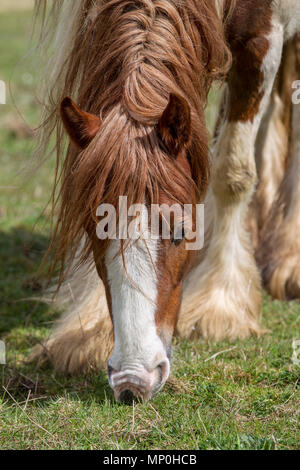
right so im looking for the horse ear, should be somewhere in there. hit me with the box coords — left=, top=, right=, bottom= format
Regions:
left=158, top=94, right=191, bottom=156
left=60, top=97, right=101, bottom=149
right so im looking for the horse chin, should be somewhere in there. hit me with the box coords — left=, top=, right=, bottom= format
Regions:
left=114, top=383, right=151, bottom=403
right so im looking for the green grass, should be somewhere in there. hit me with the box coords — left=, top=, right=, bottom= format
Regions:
left=0, top=8, right=299, bottom=450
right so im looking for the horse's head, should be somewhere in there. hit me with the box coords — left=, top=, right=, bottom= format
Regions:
left=60, top=93, right=207, bottom=402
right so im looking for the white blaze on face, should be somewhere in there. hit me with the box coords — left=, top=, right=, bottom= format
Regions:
left=105, top=208, right=166, bottom=374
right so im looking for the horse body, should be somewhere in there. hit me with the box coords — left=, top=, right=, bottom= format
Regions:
left=33, top=0, right=300, bottom=402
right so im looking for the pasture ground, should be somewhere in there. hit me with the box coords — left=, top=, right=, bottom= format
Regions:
left=0, top=7, right=299, bottom=450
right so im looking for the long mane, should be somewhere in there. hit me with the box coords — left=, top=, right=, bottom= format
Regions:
left=34, top=0, right=232, bottom=283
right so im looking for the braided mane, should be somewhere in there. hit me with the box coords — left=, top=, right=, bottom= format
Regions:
left=34, top=0, right=232, bottom=282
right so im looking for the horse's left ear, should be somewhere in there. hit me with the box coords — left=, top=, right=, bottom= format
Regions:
left=158, top=94, right=191, bottom=156
left=60, top=97, right=101, bottom=149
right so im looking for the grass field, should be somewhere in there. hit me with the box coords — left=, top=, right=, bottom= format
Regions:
left=0, top=7, right=299, bottom=450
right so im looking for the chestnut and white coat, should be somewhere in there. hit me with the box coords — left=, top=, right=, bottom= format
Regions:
left=32, top=0, right=300, bottom=402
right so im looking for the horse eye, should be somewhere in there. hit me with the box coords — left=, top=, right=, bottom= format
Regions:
left=172, top=238, right=183, bottom=246
left=171, top=228, right=185, bottom=246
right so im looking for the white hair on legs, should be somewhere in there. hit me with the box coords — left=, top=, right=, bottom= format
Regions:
left=31, top=254, right=113, bottom=374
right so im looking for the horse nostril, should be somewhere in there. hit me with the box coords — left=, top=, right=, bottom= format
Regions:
left=156, top=359, right=170, bottom=385
left=119, top=389, right=136, bottom=404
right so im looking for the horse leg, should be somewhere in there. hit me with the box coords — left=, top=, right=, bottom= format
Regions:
left=178, top=18, right=284, bottom=341
left=31, top=261, right=113, bottom=374
left=257, top=35, right=300, bottom=300
left=249, top=40, right=296, bottom=248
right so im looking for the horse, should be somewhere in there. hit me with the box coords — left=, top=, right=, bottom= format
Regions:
left=32, top=0, right=300, bottom=403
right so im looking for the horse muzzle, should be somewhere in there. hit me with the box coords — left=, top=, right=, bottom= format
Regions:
left=108, top=359, right=170, bottom=403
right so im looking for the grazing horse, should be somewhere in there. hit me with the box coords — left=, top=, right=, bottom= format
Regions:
left=32, top=0, right=300, bottom=402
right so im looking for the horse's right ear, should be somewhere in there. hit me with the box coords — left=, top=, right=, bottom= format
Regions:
left=158, top=94, right=191, bottom=156
left=60, top=97, right=101, bottom=149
